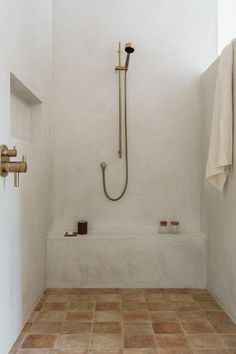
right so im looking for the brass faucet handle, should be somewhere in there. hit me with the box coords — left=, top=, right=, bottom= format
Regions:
left=13, top=157, right=27, bottom=187
left=21, top=155, right=27, bottom=172
left=14, top=172, right=19, bottom=187
left=2, top=146, right=17, bottom=157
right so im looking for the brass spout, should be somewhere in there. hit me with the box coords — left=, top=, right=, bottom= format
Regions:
left=2, top=159, right=27, bottom=173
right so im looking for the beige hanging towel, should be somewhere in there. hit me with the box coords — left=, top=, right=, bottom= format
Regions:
left=206, top=40, right=235, bottom=192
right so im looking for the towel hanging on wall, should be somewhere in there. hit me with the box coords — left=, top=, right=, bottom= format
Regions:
left=206, top=39, right=235, bottom=192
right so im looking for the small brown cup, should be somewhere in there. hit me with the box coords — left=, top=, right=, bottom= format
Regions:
left=78, top=220, right=88, bottom=235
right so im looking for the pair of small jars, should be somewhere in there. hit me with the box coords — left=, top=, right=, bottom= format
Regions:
left=159, top=220, right=180, bottom=234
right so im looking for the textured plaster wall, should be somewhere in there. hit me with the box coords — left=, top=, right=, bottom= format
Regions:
left=50, top=0, right=218, bottom=236
left=0, top=1, right=52, bottom=352
left=201, top=56, right=236, bottom=322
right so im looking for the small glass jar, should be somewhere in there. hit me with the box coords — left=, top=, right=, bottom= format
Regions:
left=170, top=221, right=180, bottom=234
left=159, top=220, right=168, bottom=234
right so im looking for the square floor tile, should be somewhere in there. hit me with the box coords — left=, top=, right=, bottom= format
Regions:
left=72, top=295, right=97, bottom=302
left=186, top=334, right=225, bottom=348
left=122, top=302, right=147, bottom=311
left=61, top=322, right=92, bottom=334
left=37, top=311, right=66, bottom=322
left=170, top=294, right=194, bottom=302
left=96, top=294, right=120, bottom=302
left=29, top=322, right=62, bottom=334
left=181, top=321, right=215, bottom=334
left=66, top=312, right=93, bottom=322
left=147, top=302, right=176, bottom=311
left=221, top=334, right=236, bottom=348
left=55, top=334, right=90, bottom=350
left=123, top=350, right=157, bottom=354
left=53, top=350, right=87, bottom=354
left=92, top=322, right=122, bottom=334
left=150, top=312, right=178, bottom=322
left=156, top=334, right=189, bottom=348
left=46, top=294, right=74, bottom=303
left=89, top=350, right=122, bottom=354
left=205, top=311, right=236, bottom=333
left=123, top=310, right=150, bottom=322
left=69, top=302, right=95, bottom=311
left=124, top=335, right=155, bottom=348
left=193, top=350, right=229, bottom=354
left=173, top=302, right=200, bottom=312
left=21, top=335, right=57, bottom=348
left=89, top=335, right=122, bottom=350
left=176, top=311, right=206, bottom=322
left=95, top=303, right=120, bottom=311
left=152, top=322, right=183, bottom=334
left=42, top=303, right=69, bottom=311
left=121, top=294, right=146, bottom=303
left=17, top=350, right=53, bottom=354
left=145, top=294, right=172, bottom=302
left=94, top=311, right=121, bottom=322
left=158, top=349, right=194, bottom=354
left=123, top=322, right=153, bottom=335
left=197, top=301, right=222, bottom=311
left=191, top=293, right=214, bottom=302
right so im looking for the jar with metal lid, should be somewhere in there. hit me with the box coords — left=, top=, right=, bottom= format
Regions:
left=158, top=220, right=168, bottom=234
left=170, top=221, right=180, bottom=234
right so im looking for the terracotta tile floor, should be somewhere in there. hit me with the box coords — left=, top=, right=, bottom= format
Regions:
left=9, top=288, right=236, bottom=354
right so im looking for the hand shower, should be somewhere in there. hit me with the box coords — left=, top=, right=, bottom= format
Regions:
left=125, top=43, right=135, bottom=69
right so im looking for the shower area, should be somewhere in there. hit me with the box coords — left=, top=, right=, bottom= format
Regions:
left=48, top=0, right=208, bottom=289
left=1, top=0, right=236, bottom=353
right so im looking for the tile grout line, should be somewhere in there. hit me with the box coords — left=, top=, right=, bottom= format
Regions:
left=87, top=293, right=97, bottom=353
left=120, top=293, right=124, bottom=352
left=145, top=293, right=159, bottom=353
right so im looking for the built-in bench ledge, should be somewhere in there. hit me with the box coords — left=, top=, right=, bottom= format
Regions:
left=47, top=231, right=206, bottom=289
left=47, top=230, right=205, bottom=240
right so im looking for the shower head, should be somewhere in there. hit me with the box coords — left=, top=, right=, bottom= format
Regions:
left=124, top=43, right=135, bottom=69
left=125, top=43, right=135, bottom=54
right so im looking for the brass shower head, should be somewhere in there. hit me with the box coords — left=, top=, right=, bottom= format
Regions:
left=125, top=43, right=135, bottom=69
left=125, top=43, right=135, bottom=53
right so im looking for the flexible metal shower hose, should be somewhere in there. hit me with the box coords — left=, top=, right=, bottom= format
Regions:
left=101, top=70, right=128, bottom=201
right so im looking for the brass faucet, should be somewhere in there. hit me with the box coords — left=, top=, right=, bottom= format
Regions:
left=0, top=145, right=27, bottom=187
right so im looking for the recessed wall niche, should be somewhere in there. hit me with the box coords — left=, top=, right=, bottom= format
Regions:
left=10, top=73, right=42, bottom=143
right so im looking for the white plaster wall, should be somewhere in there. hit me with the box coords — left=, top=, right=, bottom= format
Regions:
left=0, top=1, right=52, bottom=353
left=201, top=56, right=236, bottom=321
left=50, top=0, right=218, bottom=236
left=218, top=0, right=236, bottom=53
